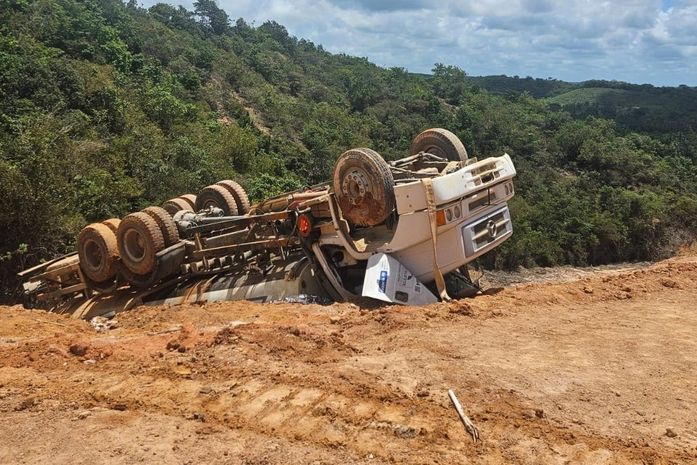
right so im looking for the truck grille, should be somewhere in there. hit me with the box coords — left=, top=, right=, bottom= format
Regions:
left=462, top=206, right=512, bottom=256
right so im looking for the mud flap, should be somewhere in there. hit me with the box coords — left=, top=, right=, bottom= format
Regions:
left=362, top=253, right=438, bottom=305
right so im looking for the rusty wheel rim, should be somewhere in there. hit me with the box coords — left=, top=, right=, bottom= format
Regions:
left=341, top=168, right=370, bottom=206
left=83, top=238, right=103, bottom=271
left=123, top=229, right=147, bottom=264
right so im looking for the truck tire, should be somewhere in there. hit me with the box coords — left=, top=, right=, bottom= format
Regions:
left=410, top=128, right=468, bottom=162
left=162, top=197, right=195, bottom=216
left=162, top=197, right=192, bottom=216
left=143, top=206, right=180, bottom=247
left=333, top=148, right=395, bottom=226
left=117, top=212, right=165, bottom=275
left=179, top=194, right=197, bottom=210
left=195, top=184, right=239, bottom=216
left=101, top=218, right=121, bottom=234
left=216, top=180, right=250, bottom=214
left=77, top=223, right=119, bottom=283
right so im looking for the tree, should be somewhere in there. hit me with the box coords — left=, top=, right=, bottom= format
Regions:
left=194, top=0, right=228, bottom=35
left=431, top=63, right=467, bottom=103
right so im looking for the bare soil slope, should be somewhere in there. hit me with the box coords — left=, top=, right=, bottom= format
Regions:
left=1, top=255, right=696, bottom=464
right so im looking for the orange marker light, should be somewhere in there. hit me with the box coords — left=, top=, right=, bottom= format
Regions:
left=436, top=209, right=446, bottom=226
left=298, top=214, right=313, bottom=237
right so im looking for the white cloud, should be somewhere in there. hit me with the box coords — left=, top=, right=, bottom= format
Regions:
left=139, top=0, right=697, bottom=85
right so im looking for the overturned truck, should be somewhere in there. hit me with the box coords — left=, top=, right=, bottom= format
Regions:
left=19, top=129, right=516, bottom=319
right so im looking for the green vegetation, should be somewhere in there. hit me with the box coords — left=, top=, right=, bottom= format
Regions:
left=472, top=75, right=697, bottom=135
left=468, top=75, right=575, bottom=98
left=547, top=82, right=697, bottom=134
left=546, top=87, right=628, bottom=105
left=1, top=0, right=697, bottom=299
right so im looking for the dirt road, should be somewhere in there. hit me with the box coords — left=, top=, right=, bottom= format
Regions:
left=1, top=254, right=696, bottom=464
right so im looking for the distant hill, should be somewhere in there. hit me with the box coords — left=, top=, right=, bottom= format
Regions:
left=468, top=75, right=575, bottom=98
left=468, top=75, right=697, bottom=133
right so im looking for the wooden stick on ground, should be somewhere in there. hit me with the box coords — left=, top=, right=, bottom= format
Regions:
left=32, top=318, right=69, bottom=328
left=448, top=389, right=480, bottom=443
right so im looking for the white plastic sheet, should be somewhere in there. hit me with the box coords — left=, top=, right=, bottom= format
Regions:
left=362, top=253, right=438, bottom=305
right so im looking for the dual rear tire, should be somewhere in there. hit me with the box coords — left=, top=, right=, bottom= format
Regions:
left=77, top=207, right=180, bottom=281
left=77, top=222, right=120, bottom=283
left=195, top=184, right=238, bottom=216
left=117, top=206, right=180, bottom=276
left=162, top=182, right=250, bottom=217
left=216, top=180, right=250, bottom=214
left=116, top=212, right=164, bottom=276
left=162, top=194, right=196, bottom=216
left=195, top=180, right=250, bottom=216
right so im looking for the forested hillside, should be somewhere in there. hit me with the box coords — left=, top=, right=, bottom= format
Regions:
left=470, top=75, right=697, bottom=134
left=468, top=75, right=575, bottom=98
left=2, top=0, right=697, bottom=299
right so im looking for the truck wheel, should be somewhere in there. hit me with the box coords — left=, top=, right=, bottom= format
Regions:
left=333, top=148, right=395, bottom=226
left=143, top=206, right=180, bottom=247
left=410, top=128, right=468, bottom=162
left=78, top=223, right=119, bottom=283
left=101, top=218, right=121, bottom=234
left=216, top=180, right=251, bottom=214
left=179, top=194, right=197, bottom=209
left=117, top=212, right=165, bottom=275
left=162, top=197, right=192, bottom=216
left=195, top=184, right=239, bottom=216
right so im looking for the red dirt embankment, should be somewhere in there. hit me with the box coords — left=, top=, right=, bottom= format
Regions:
left=1, top=254, right=696, bottom=464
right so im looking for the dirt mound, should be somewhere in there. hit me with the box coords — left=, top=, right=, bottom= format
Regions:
left=1, top=255, right=696, bottom=464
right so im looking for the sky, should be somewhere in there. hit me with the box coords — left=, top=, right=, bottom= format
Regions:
left=139, top=0, right=697, bottom=86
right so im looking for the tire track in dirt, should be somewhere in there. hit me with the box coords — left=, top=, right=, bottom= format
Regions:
left=0, top=351, right=692, bottom=465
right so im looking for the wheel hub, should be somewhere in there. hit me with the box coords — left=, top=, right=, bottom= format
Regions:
left=425, top=145, right=446, bottom=158
left=341, top=169, right=369, bottom=206
left=123, top=229, right=146, bottom=263
left=84, top=239, right=102, bottom=271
